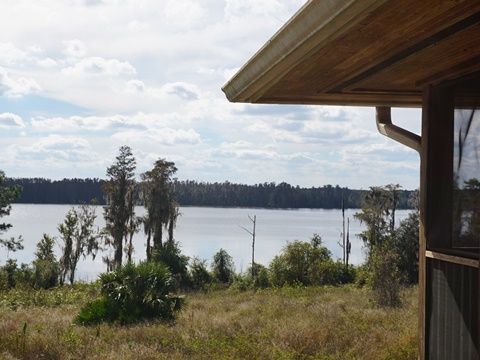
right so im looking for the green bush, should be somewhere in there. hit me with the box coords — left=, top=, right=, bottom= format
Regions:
left=0, top=259, right=33, bottom=290
left=153, top=240, right=190, bottom=288
left=268, top=237, right=345, bottom=287
left=229, top=263, right=270, bottom=291
left=211, top=248, right=235, bottom=284
left=250, top=263, right=270, bottom=289
left=33, top=234, right=60, bottom=289
left=75, top=260, right=186, bottom=325
left=189, top=256, right=212, bottom=290
left=367, top=247, right=402, bottom=307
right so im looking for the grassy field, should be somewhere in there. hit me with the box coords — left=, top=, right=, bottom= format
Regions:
left=0, top=285, right=418, bottom=359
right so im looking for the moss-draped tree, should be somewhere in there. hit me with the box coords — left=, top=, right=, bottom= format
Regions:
left=102, top=145, right=137, bottom=270
left=140, top=158, right=178, bottom=260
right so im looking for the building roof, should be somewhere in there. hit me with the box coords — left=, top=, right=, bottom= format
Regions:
left=222, top=0, right=480, bottom=107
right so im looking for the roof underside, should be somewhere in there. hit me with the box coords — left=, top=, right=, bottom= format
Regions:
left=222, top=0, right=480, bottom=107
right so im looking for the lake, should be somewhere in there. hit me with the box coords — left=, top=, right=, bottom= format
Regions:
left=1, top=204, right=411, bottom=281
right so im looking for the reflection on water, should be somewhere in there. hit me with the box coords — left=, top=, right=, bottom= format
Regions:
left=453, top=108, right=480, bottom=248
left=1, top=205, right=411, bottom=281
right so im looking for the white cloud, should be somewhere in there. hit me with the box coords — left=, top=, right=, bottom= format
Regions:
left=162, top=82, right=200, bottom=100
left=163, top=0, right=206, bottom=29
left=112, top=128, right=201, bottom=146
left=30, top=113, right=153, bottom=132
left=225, top=0, right=285, bottom=17
left=121, top=79, right=147, bottom=94
left=0, top=113, right=25, bottom=128
left=62, top=39, right=89, bottom=58
left=0, top=67, right=41, bottom=97
left=62, top=57, right=136, bottom=76
left=0, top=42, right=27, bottom=65
left=37, top=58, right=58, bottom=68
left=9, top=134, right=95, bottom=163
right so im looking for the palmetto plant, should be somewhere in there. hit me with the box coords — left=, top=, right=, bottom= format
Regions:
left=75, top=261, right=186, bottom=325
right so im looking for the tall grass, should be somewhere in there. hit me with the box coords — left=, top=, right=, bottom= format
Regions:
left=0, top=285, right=418, bottom=359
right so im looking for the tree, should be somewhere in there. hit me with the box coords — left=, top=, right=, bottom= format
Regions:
left=32, top=234, right=60, bottom=289
left=393, top=211, right=419, bottom=284
left=140, top=158, right=178, bottom=260
left=0, top=170, right=23, bottom=255
left=102, top=145, right=137, bottom=270
left=453, top=178, right=480, bottom=247
left=212, top=248, right=235, bottom=284
left=239, top=214, right=256, bottom=278
left=354, top=184, right=402, bottom=255
left=140, top=158, right=189, bottom=284
left=393, top=190, right=420, bottom=284
left=1, top=258, right=18, bottom=289
left=58, top=204, right=101, bottom=285
left=354, top=184, right=405, bottom=306
left=339, top=194, right=352, bottom=271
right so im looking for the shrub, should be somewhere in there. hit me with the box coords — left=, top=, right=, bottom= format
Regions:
left=367, top=247, right=402, bottom=307
left=32, top=234, right=60, bottom=289
left=249, top=263, right=270, bottom=289
left=268, top=237, right=339, bottom=287
left=0, top=259, right=32, bottom=290
left=75, top=260, right=186, bottom=325
left=211, top=248, right=235, bottom=284
left=153, top=239, right=190, bottom=288
left=189, top=256, right=212, bottom=290
left=308, top=259, right=345, bottom=286
left=231, top=263, right=271, bottom=291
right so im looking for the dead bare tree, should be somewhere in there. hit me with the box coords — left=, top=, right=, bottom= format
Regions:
left=239, top=215, right=256, bottom=278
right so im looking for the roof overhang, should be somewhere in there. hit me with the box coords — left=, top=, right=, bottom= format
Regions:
left=222, top=0, right=480, bottom=107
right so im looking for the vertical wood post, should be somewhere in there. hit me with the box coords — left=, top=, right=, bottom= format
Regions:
left=420, top=84, right=454, bottom=359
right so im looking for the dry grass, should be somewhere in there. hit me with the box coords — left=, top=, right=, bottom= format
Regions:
left=0, top=285, right=418, bottom=359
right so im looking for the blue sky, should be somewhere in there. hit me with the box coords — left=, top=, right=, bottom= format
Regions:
left=0, top=0, right=421, bottom=190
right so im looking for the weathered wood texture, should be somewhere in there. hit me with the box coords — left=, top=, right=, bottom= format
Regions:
left=426, top=251, right=480, bottom=268
left=223, top=0, right=480, bottom=107
left=422, top=85, right=454, bottom=250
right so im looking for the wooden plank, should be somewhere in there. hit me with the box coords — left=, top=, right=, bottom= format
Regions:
left=282, top=0, right=480, bottom=95
left=354, top=24, right=480, bottom=91
left=330, top=10, right=480, bottom=93
left=426, top=251, right=479, bottom=268
left=260, top=93, right=422, bottom=107
left=423, top=86, right=454, bottom=249
left=419, top=84, right=455, bottom=360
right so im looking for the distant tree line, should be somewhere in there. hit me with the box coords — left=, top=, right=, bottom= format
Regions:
left=6, top=177, right=416, bottom=209
left=5, top=178, right=105, bottom=205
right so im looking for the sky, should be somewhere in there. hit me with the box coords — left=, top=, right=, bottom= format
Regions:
left=0, top=0, right=422, bottom=190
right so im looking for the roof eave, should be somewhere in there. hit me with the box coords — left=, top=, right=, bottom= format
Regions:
left=222, top=0, right=389, bottom=104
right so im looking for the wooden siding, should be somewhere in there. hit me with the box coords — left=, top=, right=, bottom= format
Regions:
left=426, top=258, right=479, bottom=359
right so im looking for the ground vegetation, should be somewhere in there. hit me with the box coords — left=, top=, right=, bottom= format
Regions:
left=0, top=285, right=418, bottom=359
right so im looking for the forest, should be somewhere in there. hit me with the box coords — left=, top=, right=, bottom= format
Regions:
left=6, top=177, right=415, bottom=209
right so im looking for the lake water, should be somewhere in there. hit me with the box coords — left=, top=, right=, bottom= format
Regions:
left=1, top=204, right=411, bottom=281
